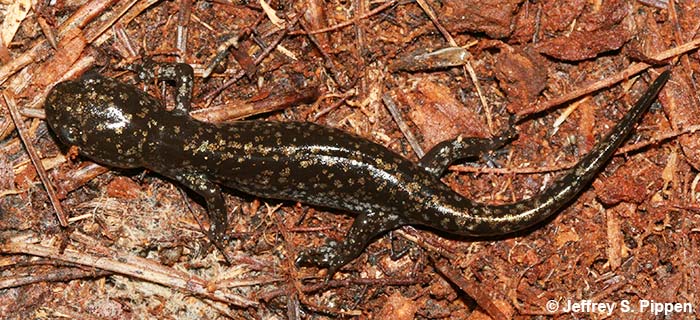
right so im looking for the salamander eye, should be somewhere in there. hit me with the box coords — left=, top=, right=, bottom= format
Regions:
left=61, top=126, right=80, bottom=144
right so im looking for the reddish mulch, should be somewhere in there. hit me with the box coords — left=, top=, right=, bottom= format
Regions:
left=1, top=0, right=699, bottom=319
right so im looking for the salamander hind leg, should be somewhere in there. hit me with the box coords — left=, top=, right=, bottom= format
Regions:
left=419, top=123, right=517, bottom=177
left=296, top=211, right=405, bottom=278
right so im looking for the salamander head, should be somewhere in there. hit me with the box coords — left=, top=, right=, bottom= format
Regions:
left=44, top=72, right=155, bottom=168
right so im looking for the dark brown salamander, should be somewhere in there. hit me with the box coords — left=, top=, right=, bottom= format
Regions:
left=43, top=63, right=670, bottom=276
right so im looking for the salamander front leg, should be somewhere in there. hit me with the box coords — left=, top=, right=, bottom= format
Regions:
left=296, top=211, right=404, bottom=278
left=165, top=170, right=231, bottom=261
left=419, top=124, right=517, bottom=177
left=131, top=61, right=194, bottom=115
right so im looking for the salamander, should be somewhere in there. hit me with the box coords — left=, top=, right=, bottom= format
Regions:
left=43, top=62, right=670, bottom=276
